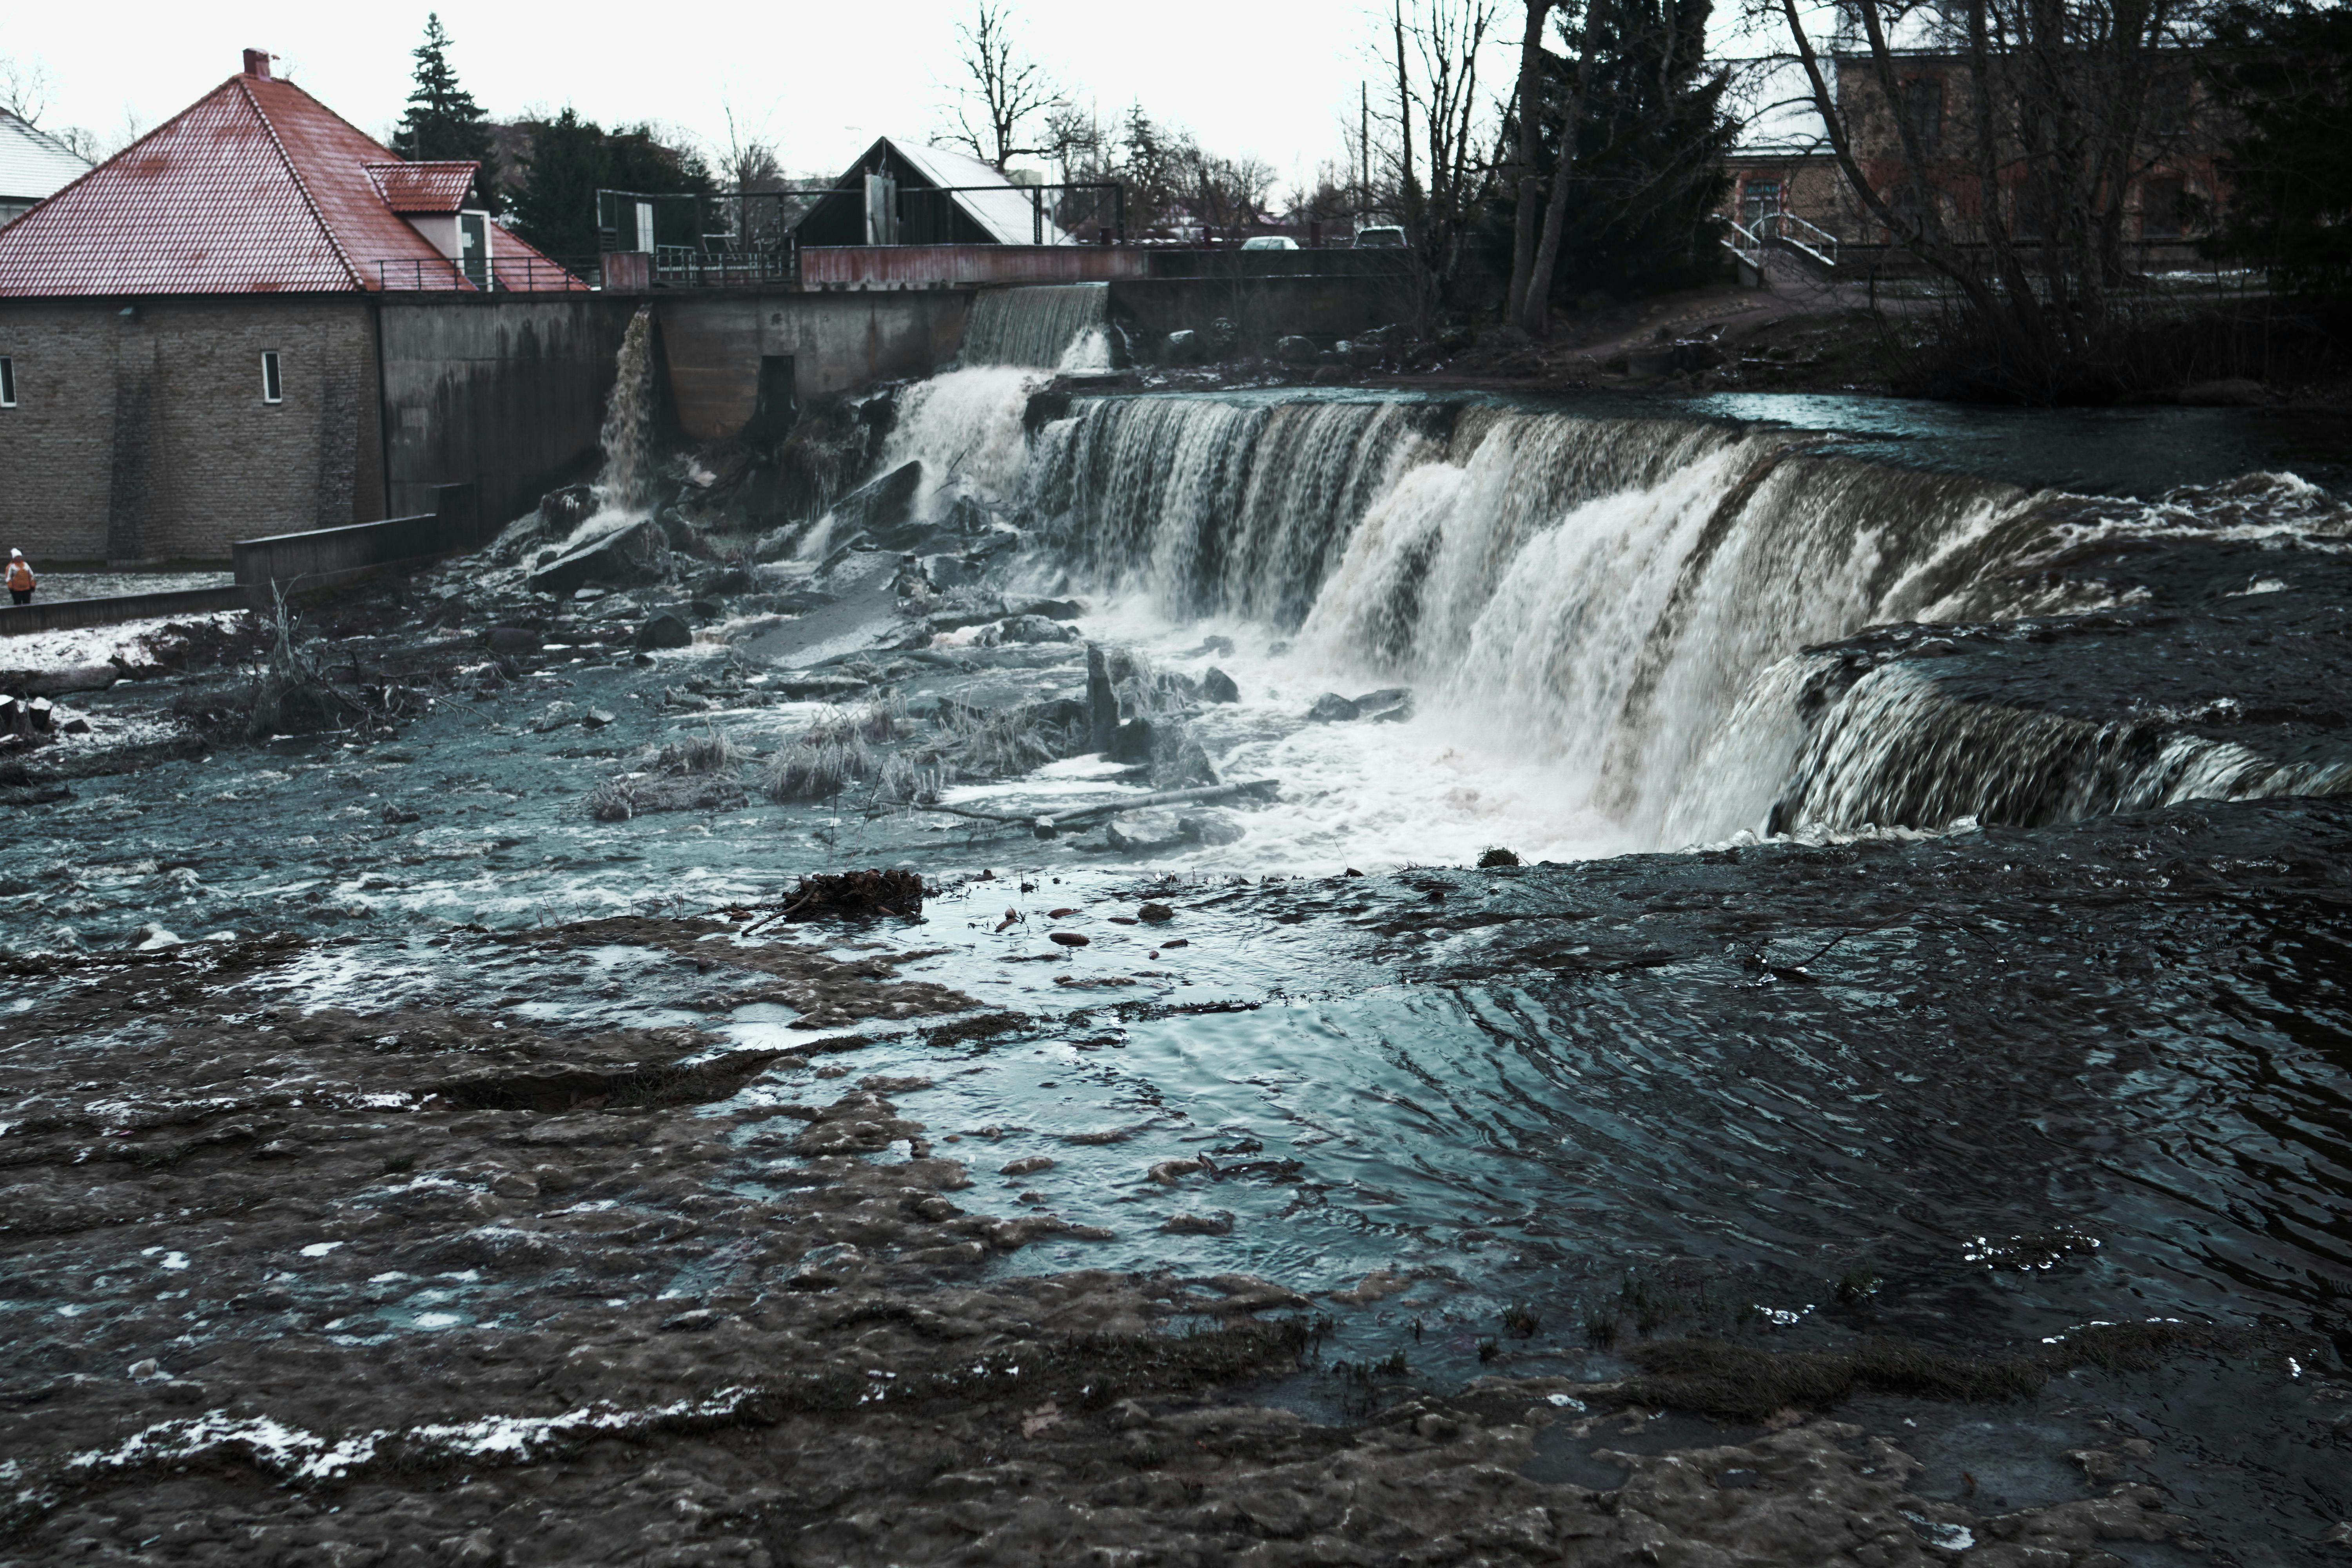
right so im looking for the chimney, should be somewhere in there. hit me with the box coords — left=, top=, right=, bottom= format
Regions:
left=242, top=49, right=272, bottom=79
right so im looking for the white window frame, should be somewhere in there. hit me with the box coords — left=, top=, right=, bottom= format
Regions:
left=260, top=350, right=283, bottom=405
left=0, top=356, right=15, bottom=408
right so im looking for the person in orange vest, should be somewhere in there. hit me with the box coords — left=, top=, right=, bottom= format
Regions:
left=5, top=552, right=32, bottom=606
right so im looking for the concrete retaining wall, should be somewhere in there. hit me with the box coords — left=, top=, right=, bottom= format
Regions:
left=376, top=296, right=637, bottom=533
left=654, top=291, right=971, bottom=443
left=0, top=585, right=248, bottom=637
left=232, top=504, right=476, bottom=602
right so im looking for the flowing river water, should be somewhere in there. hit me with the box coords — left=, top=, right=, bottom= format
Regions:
left=7, top=294, right=2352, bottom=1559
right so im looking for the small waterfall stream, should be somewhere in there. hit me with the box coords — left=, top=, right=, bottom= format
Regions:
left=960, top=283, right=1113, bottom=370
left=595, top=306, right=657, bottom=513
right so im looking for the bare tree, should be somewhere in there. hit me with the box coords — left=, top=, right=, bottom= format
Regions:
left=1377, top=0, right=1503, bottom=316
left=1756, top=0, right=2202, bottom=392
left=1506, top=2, right=1562, bottom=323
left=943, top=2, right=1065, bottom=170
left=0, top=54, right=57, bottom=125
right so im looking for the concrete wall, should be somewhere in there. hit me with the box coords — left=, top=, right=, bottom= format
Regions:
left=0, top=584, right=246, bottom=637
left=376, top=296, right=635, bottom=530
left=654, top=290, right=970, bottom=443
left=1109, top=274, right=1416, bottom=347
left=0, top=298, right=381, bottom=565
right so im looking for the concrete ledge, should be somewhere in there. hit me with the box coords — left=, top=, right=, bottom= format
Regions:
left=233, top=487, right=482, bottom=605
left=0, top=586, right=250, bottom=638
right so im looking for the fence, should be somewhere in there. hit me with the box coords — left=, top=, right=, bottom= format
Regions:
left=369, top=256, right=593, bottom=294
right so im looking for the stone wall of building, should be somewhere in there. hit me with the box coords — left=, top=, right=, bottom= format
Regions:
left=0, top=298, right=381, bottom=565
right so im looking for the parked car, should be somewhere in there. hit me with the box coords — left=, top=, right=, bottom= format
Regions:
left=1352, top=226, right=1407, bottom=248
left=1240, top=235, right=1300, bottom=250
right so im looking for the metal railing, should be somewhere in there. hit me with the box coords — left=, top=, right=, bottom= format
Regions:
left=368, top=256, right=592, bottom=294
left=1716, top=213, right=1842, bottom=273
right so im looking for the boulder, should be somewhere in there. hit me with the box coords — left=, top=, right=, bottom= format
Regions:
left=1351, top=687, right=1412, bottom=718
left=1086, top=645, right=1119, bottom=753
left=528, top=519, right=666, bottom=597
left=482, top=626, right=540, bottom=656
left=1206, top=318, right=1239, bottom=358
left=829, top=460, right=926, bottom=549
left=1307, top=692, right=1362, bottom=723
left=1163, top=329, right=1203, bottom=364
left=1014, top=597, right=1086, bottom=622
left=1179, top=809, right=1246, bottom=847
left=1149, top=724, right=1219, bottom=789
left=1275, top=336, right=1321, bottom=365
left=635, top=612, right=693, bottom=651
left=1106, top=812, right=1186, bottom=854
left=1108, top=717, right=1156, bottom=766
left=1201, top=667, right=1241, bottom=704
left=998, top=614, right=1079, bottom=645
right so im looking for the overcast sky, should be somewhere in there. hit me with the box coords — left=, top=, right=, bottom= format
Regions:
left=7, top=0, right=1501, bottom=193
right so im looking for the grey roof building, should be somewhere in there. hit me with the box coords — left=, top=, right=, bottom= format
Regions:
left=0, top=111, right=92, bottom=228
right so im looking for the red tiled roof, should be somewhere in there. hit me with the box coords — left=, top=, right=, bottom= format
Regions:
left=365, top=162, right=477, bottom=214
left=0, top=66, right=583, bottom=296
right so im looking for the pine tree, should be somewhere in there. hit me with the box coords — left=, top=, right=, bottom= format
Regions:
left=395, top=13, right=498, bottom=211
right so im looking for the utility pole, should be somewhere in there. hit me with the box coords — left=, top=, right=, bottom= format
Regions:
left=1360, top=83, right=1369, bottom=226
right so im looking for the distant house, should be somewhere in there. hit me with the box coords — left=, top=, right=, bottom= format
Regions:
left=0, top=49, right=599, bottom=564
left=1720, top=47, right=2223, bottom=269
left=794, top=137, right=1071, bottom=247
left=0, top=112, right=91, bottom=229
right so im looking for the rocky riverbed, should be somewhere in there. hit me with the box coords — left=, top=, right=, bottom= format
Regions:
left=1, top=385, right=2348, bottom=1564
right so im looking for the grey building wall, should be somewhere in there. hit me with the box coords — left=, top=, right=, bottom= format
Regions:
left=376, top=297, right=634, bottom=529
left=0, top=298, right=381, bottom=565
left=655, top=291, right=971, bottom=443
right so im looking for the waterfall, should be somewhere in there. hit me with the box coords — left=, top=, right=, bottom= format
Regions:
left=595, top=307, right=657, bottom=515
left=1760, top=659, right=2352, bottom=833
left=1024, top=394, right=2036, bottom=842
left=961, top=284, right=1114, bottom=370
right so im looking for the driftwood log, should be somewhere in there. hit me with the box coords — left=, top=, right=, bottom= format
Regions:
left=917, top=779, right=1278, bottom=838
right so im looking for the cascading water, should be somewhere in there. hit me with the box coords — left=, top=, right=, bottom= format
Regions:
left=1000, top=389, right=2352, bottom=854
left=960, top=283, right=1114, bottom=370
left=595, top=306, right=658, bottom=514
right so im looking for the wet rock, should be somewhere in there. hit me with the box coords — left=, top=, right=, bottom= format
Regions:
left=1201, top=666, right=1241, bottom=703
left=999, top=1155, right=1056, bottom=1176
left=1164, top=328, right=1203, bottom=363
left=1107, top=813, right=1185, bottom=854
left=1013, top=597, right=1085, bottom=622
left=1351, top=686, right=1412, bottom=718
left=635, top=612, right=693, bottom=651
left=482, top=626, right=540, bottom=656
left=831, top=460, right=926, bottom=550
left=1307, top=692, right=1361, bottom=722
left=1179, top=810, right=1245, bottom=847
left=528, top=519, right=666, bottom=597
left=997, top=614, right=1079, bottom=645
left=1276, top=335, right=1320, bottom=364
left=582, top=709, right=616, bottom=730
left=381, top=804, right=420, bottom=825
left=1162, top=1212, right=1235, bottom=1236
left=1137, top=903, right=1174, bottom=923
left=528, top=702, right=578, bottom=733
left=1108, top=717, right=1156, bottom=765
left=1086, top=644, right=1119, bottom=753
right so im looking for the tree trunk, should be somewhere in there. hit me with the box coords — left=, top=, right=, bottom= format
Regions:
left=1506, top=0, right=1559, bottom=326
left=1523, top=0, right=1606, bottom=334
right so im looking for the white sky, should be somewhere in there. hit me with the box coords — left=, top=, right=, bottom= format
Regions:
left=7, top=0, right=1483, bottom=195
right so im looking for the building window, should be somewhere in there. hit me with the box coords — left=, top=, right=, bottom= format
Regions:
left=0, top=357, right=13, bottom=408
left=261, top=350, right=283, bottom=404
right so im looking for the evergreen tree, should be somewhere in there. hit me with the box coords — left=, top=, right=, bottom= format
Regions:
left=2205, top=0, right=2352, bottom=294
left=507, top=109, right=717, bottom=260
left=394, top=13, right=498, bottom=211
left=1481, top=0, right=1734, bottom=301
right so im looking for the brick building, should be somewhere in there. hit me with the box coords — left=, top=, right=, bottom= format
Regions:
left=0, top=50, right=594, bottom=566
left=1721, top=48, right=2224, bottom=272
